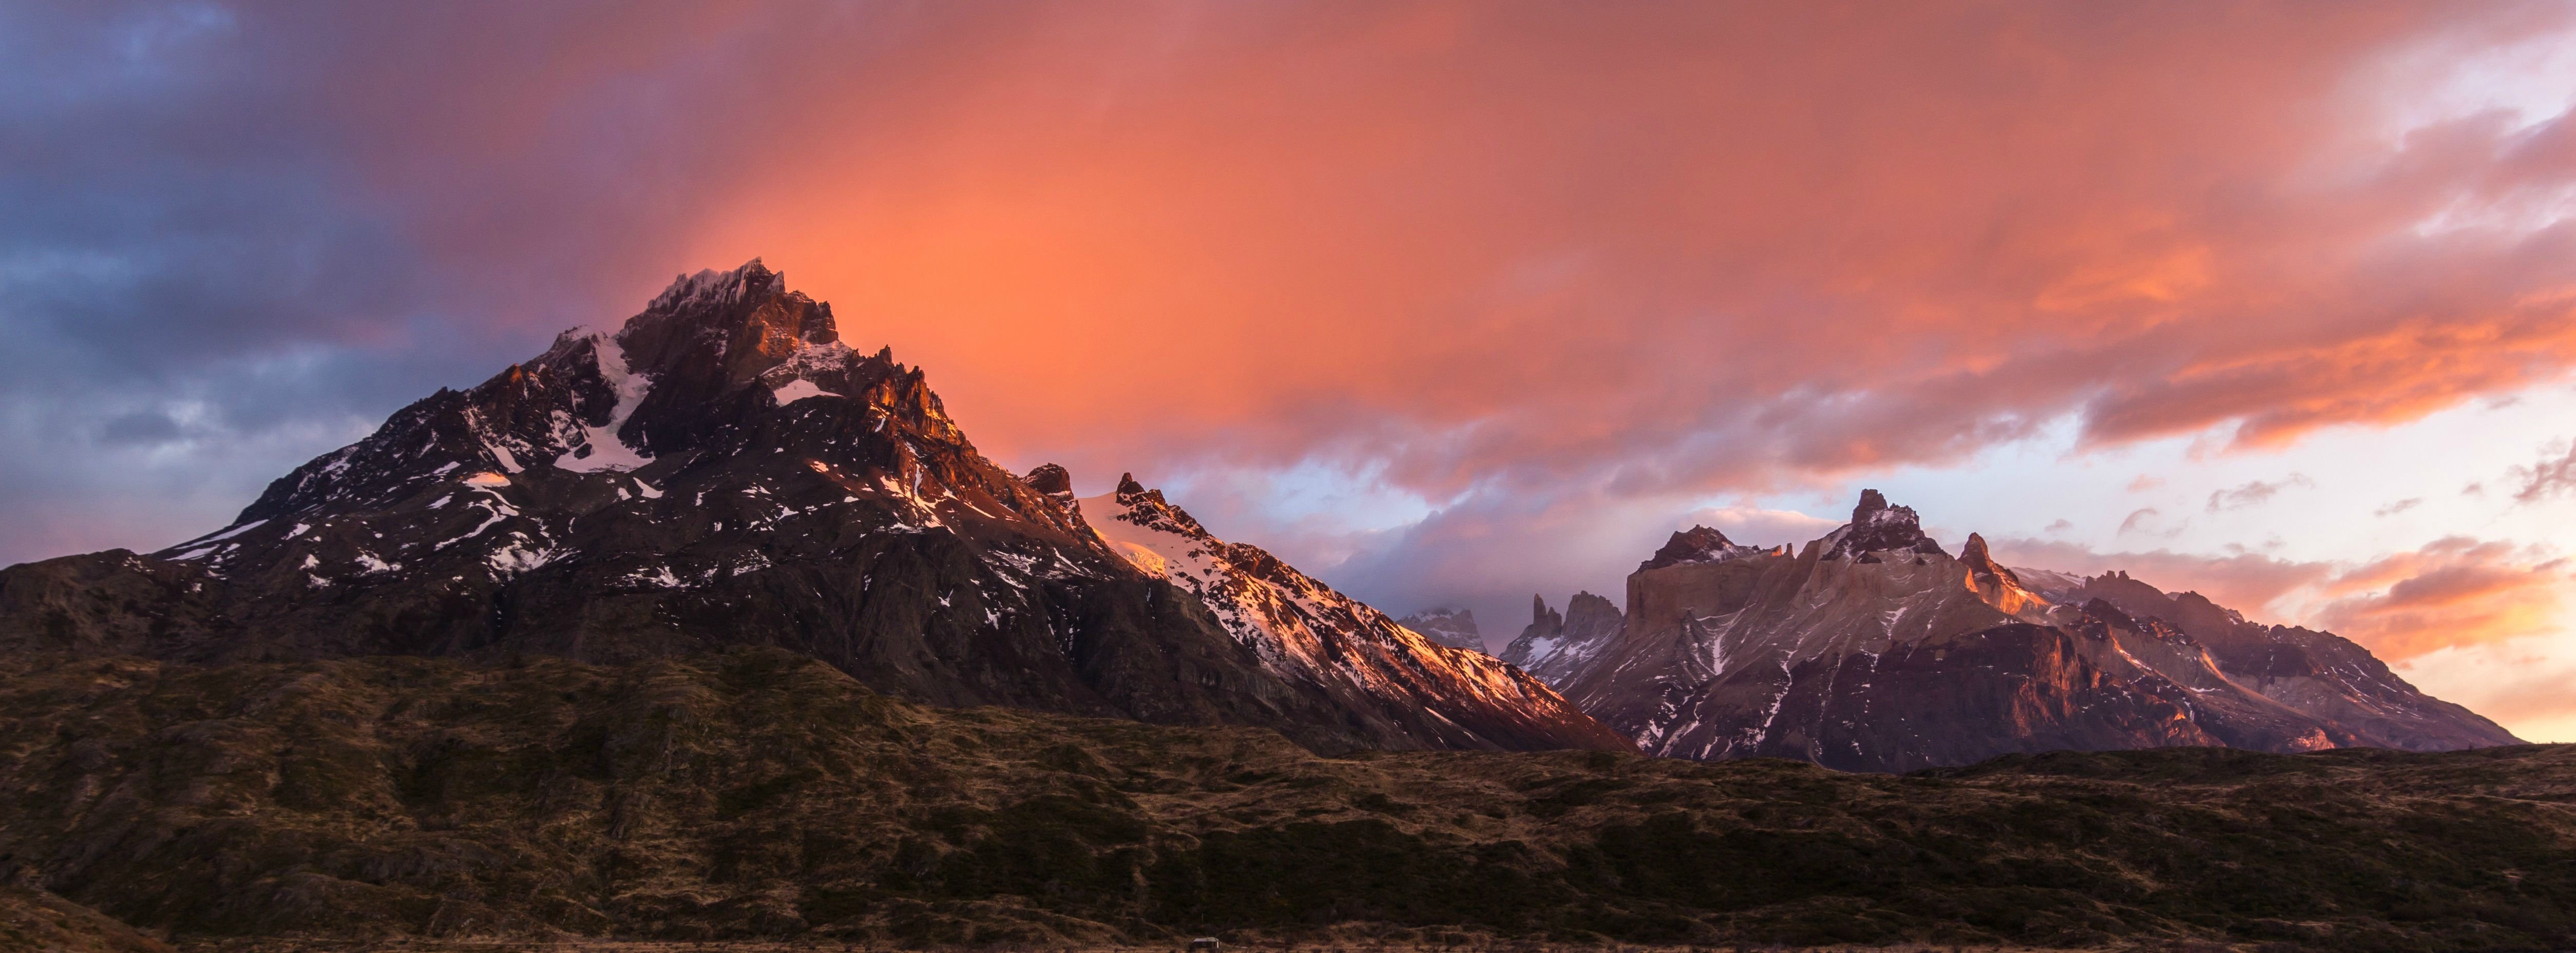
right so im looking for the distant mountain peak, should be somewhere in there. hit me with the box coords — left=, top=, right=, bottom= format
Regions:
left=1530, top=593, right=1562, bottom=631
left=1533, top=495, right=2517, bottom=770
left=1640, top=524, right=1773, bottom=571
left=1821, top=488, right=1947, bottom=560
left=1500, top=591, right=1624, bottom=688
left=1397, top=607, right=1483, bottom=652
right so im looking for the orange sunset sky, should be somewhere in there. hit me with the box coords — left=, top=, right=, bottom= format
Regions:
left=7, top=2, right=2576, bottom=738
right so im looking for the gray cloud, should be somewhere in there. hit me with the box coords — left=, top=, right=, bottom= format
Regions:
left=2509, top=440, right=2576, bottom=503
left=2205, top=474, right=2315, bottom=513
left=0, top=1, right=754, bottom=563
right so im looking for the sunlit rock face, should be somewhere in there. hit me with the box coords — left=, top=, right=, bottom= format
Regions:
left=1545, top=490, right=2519, bottom=772
left=0, top=260, right=1623, bottom=755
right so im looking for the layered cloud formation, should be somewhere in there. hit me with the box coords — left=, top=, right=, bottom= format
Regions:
left=7, top=3, right=2576, bottom=734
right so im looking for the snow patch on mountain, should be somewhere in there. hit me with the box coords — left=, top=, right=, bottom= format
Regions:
left=771, top=379, right=837, bottom=404
left=1080, top=475, right=1594, bottom=735
left=552, top=333, right=656, bottom=473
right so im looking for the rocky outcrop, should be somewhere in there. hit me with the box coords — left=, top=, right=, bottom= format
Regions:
left=1819, top=488, right=1947, bottom=561
left=1544, top=490, right=2517, bottom=771
left=0, top=260, right=1621, bottom=755
left=1500, top=591, right=1623, bottom=688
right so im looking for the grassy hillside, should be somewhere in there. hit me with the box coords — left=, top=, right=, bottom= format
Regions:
left=0, top=649, right=2568, bottom=951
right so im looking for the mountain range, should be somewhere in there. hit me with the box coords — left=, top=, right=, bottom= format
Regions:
left=0, top=260, right=2515, bottom=775
left=1501, top=490, right=2518, bottom=772
left=0, top=258, right=2556, bottom=950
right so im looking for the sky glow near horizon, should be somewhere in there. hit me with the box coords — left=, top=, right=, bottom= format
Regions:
left=6, top=2, right=2576, bottom=741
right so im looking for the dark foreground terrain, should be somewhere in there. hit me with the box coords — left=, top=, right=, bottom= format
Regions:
left=1, top=649, right=2568, bottom=952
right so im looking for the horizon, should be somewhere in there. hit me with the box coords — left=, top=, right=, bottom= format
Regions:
left=6, top=2, right=2576, bottom=742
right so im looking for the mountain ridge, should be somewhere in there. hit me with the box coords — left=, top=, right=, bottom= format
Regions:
left=0, top=260, right=1619, bottom=755
left=1520, top=489, right=2517, bottom=771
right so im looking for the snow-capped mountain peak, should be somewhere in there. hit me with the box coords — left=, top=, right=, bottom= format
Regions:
left=5, top=260, right=1625, bottom=756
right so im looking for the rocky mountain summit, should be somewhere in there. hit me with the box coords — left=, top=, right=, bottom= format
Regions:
left=0, top=260, right=1617, bottom=755
left=1525, top=490, right=2517, bottom=772
left=1638, top=525, right=1780, bottom=571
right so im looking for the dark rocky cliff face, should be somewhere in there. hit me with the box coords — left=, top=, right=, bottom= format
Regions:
left=0, top=260, right=1620, bottom=755
left=1544, top=490, right=2518, bottom=771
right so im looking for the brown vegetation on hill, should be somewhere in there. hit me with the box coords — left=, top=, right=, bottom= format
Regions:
left=0, top=649, right=2569, bottom=951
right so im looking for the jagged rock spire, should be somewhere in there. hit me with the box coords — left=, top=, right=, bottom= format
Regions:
left=1959, top=532, right=2020, bottom=586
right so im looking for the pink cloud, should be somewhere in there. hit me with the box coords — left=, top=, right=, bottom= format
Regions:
left=583, top=3, right=2576, bottom=504
left=2313, top=537, right=2570, bottom=657
left=2509, top=439, right=2576, bottom=502
left=75, top=3, right=2562, bottom=517
left=24, top=4, right=2576, bottom=652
